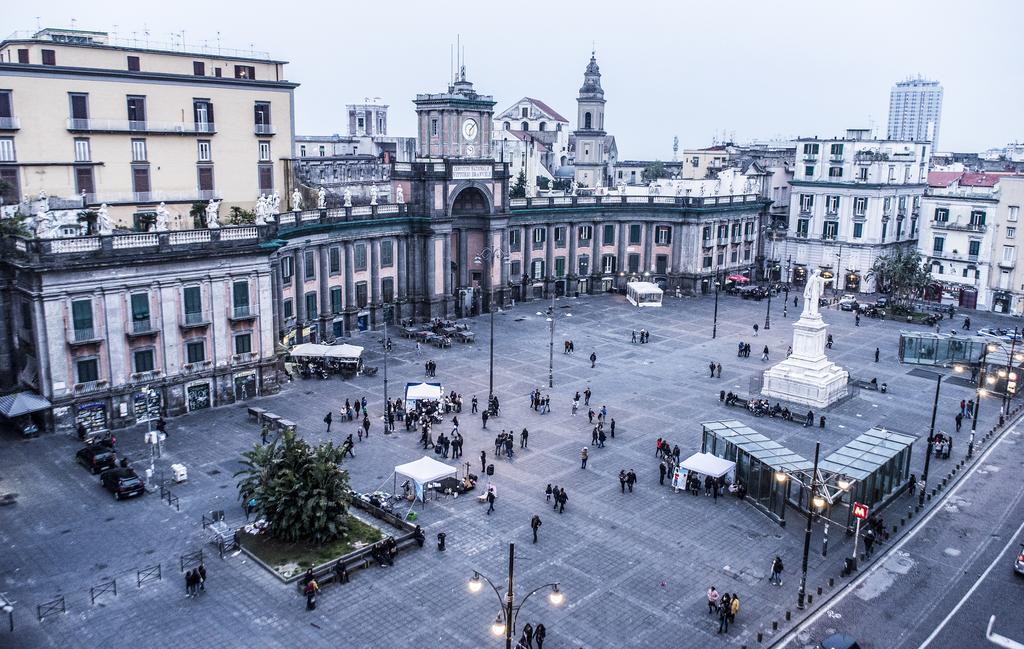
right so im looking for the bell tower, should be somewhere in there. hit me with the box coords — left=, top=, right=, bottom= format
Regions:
left=573, top=52, right=607, bottom=187
left=414, top=67, right=496, bottom=159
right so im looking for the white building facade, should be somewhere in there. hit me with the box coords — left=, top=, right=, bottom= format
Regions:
left=778, top=130, right=930, bottom=293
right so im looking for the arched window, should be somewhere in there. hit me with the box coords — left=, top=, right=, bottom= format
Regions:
left=521, top=121, right=529, bottom=131
left=560, top=155, right=567, bottom=167
left=538, top=122, right=547, bottom=131
left=503, top=121, right=510, bottom=130
left=584, top=112, right=592, bottom=129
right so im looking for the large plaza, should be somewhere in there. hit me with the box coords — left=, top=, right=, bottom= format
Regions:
left=0, top=290, right=1006, bottom=649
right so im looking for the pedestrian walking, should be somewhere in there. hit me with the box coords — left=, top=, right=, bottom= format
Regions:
left=753, top=323, right=759, bottom=336
left=659, top=461, right=667, bottom=485
left=769, top=556, right=784, bottom=586
left=522, top=623, right=535, bottom=649
left=855, top=313, right=861, bottom=326
left=580, top=447, right=588, bottom=469
left=324, top=411, right=332, bottom=432
left=610, top=418, right=616, bottom=438
left=486, top=486, right=496, bottom=515
left=963, top=316, right=971, bottom=330
left=874, top=347, right=880, bottom=362
left=584, top=387, right=592, bottom=405
left=557, top=488, right=567, bottom=513
left=530, top=515, right=542, bottom=543
left=955, top=412, right=963, bottom=432
left=185, top=569, right=195, bottom=598
left=362, top=416, right=370, bottom=438
left=619, top=469, right=627, bottom=493
left=707, top=586, right=719, bottom=614
left=729, top=593, right=740, bottom=623
left=626, top=469, right=636, bottom=492
left=545, top=483, right=552, bottom=502
left=260, top=424, right=269, bottom=445
left=198, top=563, right=206, bottom=592
left=472, top=396, right=479, bottom=414
left=632, top=330, right=637, bottom=344
left=304, top=578, right=319, bottom=610
left=590, top=351, right=597, bottom=368
left=588, top=409, right=595, bottom=424
left=826, top=334, right=834, bottom=349
left=482, top=410, right=489, bottom=429
left=480, top=450, right=487, bottom=473
left=535, top=623, right=546, bottom=649
left=863, top=528, right=876, bottom=557
left=762, top=345, right=769, bottom=361
left=591, top=427, right=599, bottom=446
left=718, top=594, right=731, bottom=633
left=715, top=362, right=722, bottom=377
left=709, top=361, right=716, bottom=378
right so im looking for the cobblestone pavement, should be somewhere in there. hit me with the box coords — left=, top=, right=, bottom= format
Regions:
left=0, top=292, right=1012, bottom=649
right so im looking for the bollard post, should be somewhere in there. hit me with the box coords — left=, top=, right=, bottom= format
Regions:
left=808, top=594, right=813, bottom=604
left=785, top=610, right=791, bottom=621
left=757, top=631, right=763, bottom=643
left=773, top=621, right=778, bottom=631
left=829, top=577, right=834, bottom=587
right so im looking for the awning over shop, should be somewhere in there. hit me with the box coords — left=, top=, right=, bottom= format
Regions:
left=289, top=343, right=333, bottom=358
left=324, top=344, right=364, bottom=360
left=405, top=382, right=443, bottom=402
left=0, top=391, right=52, bottom=418
left=727, top=274, right=750, bottom=283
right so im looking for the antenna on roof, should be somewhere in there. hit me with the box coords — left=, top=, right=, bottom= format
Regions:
left=35, top=16, right=41, bottom=31
left=216, top=31, right=221, bottom=55
left=70, top=18, right=77, bottom=30
left=449, top=43, right=453, bottom=86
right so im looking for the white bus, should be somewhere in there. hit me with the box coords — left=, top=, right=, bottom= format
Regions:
left=626, top=281, right=664, bottom=307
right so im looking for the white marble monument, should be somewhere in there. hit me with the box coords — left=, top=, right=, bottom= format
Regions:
left=761, top=270, right=849, bottom=409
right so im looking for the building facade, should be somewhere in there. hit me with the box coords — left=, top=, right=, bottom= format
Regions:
left=777, top=130, right=930, bottom=293
left=293, top=102, right=416, bottom=163
left=493, top=97, right=570, bottom=181
left=989, top=176, right=1024, bottom=314
left=918, top=171, right=1001, bottom=309
left=0, top=225, right=281, bottom=433
left=0, top=28, right=296, bottom=229
left=887, top=76, right=943, bottom=149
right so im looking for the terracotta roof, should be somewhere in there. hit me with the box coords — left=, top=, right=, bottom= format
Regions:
left=960, top=172, right=1000, bottom=187
left=523, top=97, right=569, bottom=123
left=927, top=171, right=963, bottom=188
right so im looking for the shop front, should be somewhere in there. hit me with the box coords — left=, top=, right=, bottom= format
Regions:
left=844, top=271, right=861, bottom=293
left=186, top=381, right=212, bottom=412
left=234, top=371, right=258, bottom=401
left=992, top=290, right=1013, bottom=314
left=76, top=400, right=108, bottom=434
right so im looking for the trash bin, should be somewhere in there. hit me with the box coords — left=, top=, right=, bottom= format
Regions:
left=719, top=390, right=725, bottom=402
left=486, top=464, right=494, bottom=476
left=436, top=532, right=446, bottom=552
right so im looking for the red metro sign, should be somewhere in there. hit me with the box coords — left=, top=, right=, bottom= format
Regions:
left=852, top=502, right=869, bottom=520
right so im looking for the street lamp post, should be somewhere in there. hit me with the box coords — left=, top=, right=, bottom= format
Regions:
left=797, top=441, right=821, bottom=610
left=468, top=542, right=564, bottom=649
left=475, top=247, right=510, bottom=403
left=1001, top=327, right=1019, bottom=417
left=712, top=278, right=720, bottom=339
left=968, top=344, right=997, bottom=458
left=919, top=371, right=942, bottom=506
left=547, top=297, right=554, bottom=389
left=381, top=302, right=392, bottom=423
left=764, top=279, right=773, bottom=331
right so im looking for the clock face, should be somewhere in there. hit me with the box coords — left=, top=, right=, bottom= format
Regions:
left=465, top=144, right=476, bottom=156
left=462, top=118, right=479, bottom=141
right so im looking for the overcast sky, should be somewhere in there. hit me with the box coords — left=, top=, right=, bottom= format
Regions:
left=8, top=0, right=1021, bottom=158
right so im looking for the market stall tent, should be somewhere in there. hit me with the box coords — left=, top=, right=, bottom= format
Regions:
left=324, top=344, right=364, bottom=360
left=394, top=455, right=458, bottom=502
left=625, top=281, right=663, bottom=307
left=289, top=343, right=333, bottom=358
left=405, top=382, right=443, bottom=402
left=679, top=452, right=735, bottom=479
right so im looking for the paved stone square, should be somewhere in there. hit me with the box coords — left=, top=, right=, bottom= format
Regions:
left=0, top=291, right=1009, bottom=649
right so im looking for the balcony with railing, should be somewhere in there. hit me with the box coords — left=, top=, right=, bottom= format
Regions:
left=67, top=118, right=216, bottom=135
left=74, top=379, right=108, bottom=394
left=0, top=116, right=19, bottom=130
left=127, top=317, right=159, bottom=337
left=930, top=220, right=987, bottom=233
left=254, top=123, right=275, bottom=135
left=232, top=351, right=258, bottom=363
left=69, top=326, right=103, bottom=345
left=180, top=311, right=211, bottom=329
left=230, top=305, right=257, bottom=321
left=507, top=193, right=764, bottom=210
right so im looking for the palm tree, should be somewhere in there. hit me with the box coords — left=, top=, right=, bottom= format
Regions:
left=236, top=430, right=351, bottom=545
left=867, top=248, right=931, bottom=311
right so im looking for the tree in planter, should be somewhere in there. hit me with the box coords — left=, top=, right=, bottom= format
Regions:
left=189, top=202, right=206, bottom=229
left=642, top=160, right=668, bottom=182
left=867, top=247, right=931, bottom=312
left=510, top=170, right=528, bottom=198
left=229, top=206, right=256, bottom=225
left=0, top=213, right=30, bottom=237
left=235, top=429, right=351, bottom=545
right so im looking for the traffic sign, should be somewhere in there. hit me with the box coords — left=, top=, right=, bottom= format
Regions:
left=852, top=502, right=869, bottom=520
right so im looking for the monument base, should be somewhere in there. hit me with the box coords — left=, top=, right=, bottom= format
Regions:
left=761, top=313, right=849, bottom=410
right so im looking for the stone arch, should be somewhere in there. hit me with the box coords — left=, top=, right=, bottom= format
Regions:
left=448, top=183, right=493, bottom=217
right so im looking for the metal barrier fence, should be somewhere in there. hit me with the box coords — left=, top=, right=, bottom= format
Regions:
left=180, top=549, right=203, bottom=572
left=36, top=595, right=65, bottom=622
left=136, top=564, right=162, bottom=588
left=89, top=579, right=116, bottom=605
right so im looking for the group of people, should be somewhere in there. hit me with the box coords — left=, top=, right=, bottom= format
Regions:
left=617, top=469, right=638, bottom=493
left=184, top=564, right=207, bottom=598
left=515, top=622, right=547, bottom=648
left=370, top=536, right=400, bottom=568
left=424, top=359, right=438, bottom=377
left=562, top=339, right=577, bottom=354
left=736, top=342, right=753, bottom=358
left=529, top=389, right=552, bottom=414
left=494, top=430, right=521, bottom=460
left=544, top=483, right=570, bottom=513
left=707, top=362, right=723, bottom=378
left=706, top=586, right=741, bottom=634
left=631, top=329, right=651, bottom=344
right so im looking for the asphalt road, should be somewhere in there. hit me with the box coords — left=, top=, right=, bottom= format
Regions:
left=782, top=423, right=1024, bottom=649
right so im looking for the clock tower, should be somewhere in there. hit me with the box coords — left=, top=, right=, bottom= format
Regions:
left=414, top=67, right=496, bottom=159
left=573, top=52, right=608, bottom=188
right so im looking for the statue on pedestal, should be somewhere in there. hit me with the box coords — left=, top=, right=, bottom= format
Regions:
left=291, top=188, right=303, bottom=212
left=396, top=186, right=405, bottom=204
left=648, top=180, right=658, bottom=196
left=317, top=186, right=327, bottom=209
left=570, top=179, right=578, bottom=196
left=205, top=200, right=221, bottom=229
left=254, top=194, right=267, bottom=225
left=34, top=204, right=54, bottom=239
left=96, top=204, right=113, bottom=235
left=801, top=269, right=826, bottom=318
left=154, top=202, right=170, bottom=232
left=343, top=188, right=353, bottom=208
left=270, top=192, right=281, bottom=215
left=369, top=185, right=378, bottom=206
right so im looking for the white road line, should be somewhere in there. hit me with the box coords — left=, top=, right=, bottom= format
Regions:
left=917, top=516, right=1024, bottom=649
left=775, top=423, right=1018, bottom=648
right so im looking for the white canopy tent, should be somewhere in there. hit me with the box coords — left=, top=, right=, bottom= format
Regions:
left=405, top=382, right=443, bottom=403
left=679, top=452, right=735, bottom=479
left=626, top=281, right=663, bottom=307
left=394, top=455, right=458, bottom=502
left=289, top=343, right=332, bottom=357
left=324, top=343, right=364, bottom=360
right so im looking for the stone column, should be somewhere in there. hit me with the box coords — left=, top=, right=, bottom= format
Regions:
left=567, top=222, right=578, bottom=295
left=442, top=234, right=452, bottom=318
left=369, top=239, right=380, bottom=327
left=271, top=258, right=284, bottom=348
left=343, top=241, right=356, bottom=334
left=617, top=222, right=628, bottom=281
left=545, top=224, right=555, bottom=297
left=292, top=248, right=305, bottom=343
left=318, top=245, right=331, bottom=341
left=457, top=228, right=469, bottom=289
left=425, top=234, right=436, bottom=311
left=522, top=225, right=532, bottom=298
left=643, top=222, right=655, bottom=273
left=671, top=223, right=684, bottom=274
left=499, top=227, right=510, bottom=305
left=396, top=236, right=408, bottom=322
left=590, top=220, right=601, bottom=294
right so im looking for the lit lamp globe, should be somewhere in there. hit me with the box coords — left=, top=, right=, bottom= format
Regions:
left=548, top=585, right=564, bottom=606
left=491, top=617, right=506, bottom=637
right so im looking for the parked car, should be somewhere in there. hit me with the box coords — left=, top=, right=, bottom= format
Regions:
left=739, top=286, right=767, bottom=300
left=76, top=444, right=117, bottom=474
left=1014, top=543, right=1024, bottom=576
left=839, top=295, right=861, bottom=311
left=875, top=297, right=889, bottom=307
left=838, top=294, right=858, bottom=305
left=100, top=467, right=145, bottom=500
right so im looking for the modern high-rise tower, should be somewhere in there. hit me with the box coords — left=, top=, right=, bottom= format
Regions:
left=887, top=76, right=943, bottom=148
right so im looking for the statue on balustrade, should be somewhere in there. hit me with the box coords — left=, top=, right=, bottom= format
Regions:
left=343, top=188, right=353, bottom=208
left=369, top=185, right=379, bottom=206
left=205, top=200, right=221, bottom=229
left=96, top=204, right=113, bottom=236
left=317, top=186, right=327, bottom=209
left=33, top=204, right=55, bottom=239
left=291, top=188, right=303, bottom=212
left=396, top=186, right=405, bottom=204
left=154, top=203, right=170, bottom=232
left=271, top=192, right=281, bottom=214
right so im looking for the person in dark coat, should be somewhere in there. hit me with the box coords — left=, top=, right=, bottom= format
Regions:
left=486, top=487, right=496, bottom=515
left=480, top=450, right=487, bottom=473
left=626, top=469, right=636, bottom=492
left=522, top=622, right=535, bottom=649
left=610, top=418, right=616, bottom=438
left=618, top=470, right=627, bottom=493
left=197, top=563, right=206, bottom=592
left=590, top=352, right=597, bottom=368
left=659, top=461, right=667, bottom=485
left=324, top=411, right=332, bottom=432
left=535, top=623, right=546, bottom=649
left=530, top=515, right=542, bottom=543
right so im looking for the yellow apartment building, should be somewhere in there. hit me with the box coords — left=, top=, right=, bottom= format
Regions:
left=0, top=28, right=296, bottom=229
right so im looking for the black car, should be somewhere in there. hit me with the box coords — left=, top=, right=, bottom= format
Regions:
left=76, top=444, right=117, bottom=474
left=99, top=467, right=145, bottom=500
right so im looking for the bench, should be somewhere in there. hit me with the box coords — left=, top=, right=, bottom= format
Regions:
left=263, top=413, right=281, bottom=429
left=247, top=407, right=267, bottom=422
left=295, top=533, right=421, bottom=593
left=278, top=419, right=297, bottom=434
left=455, top=331, right=476, bottom=343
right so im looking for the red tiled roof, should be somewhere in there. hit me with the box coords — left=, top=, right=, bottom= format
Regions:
left=960, top=172, right=1000, bottom=187
left=524, top=97, right=569, bottom=123
left=927, top=171, right=963, bottom=188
